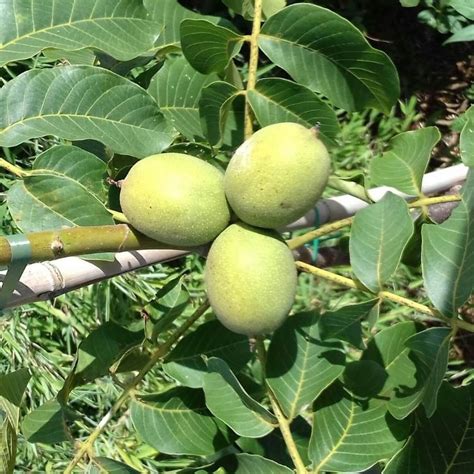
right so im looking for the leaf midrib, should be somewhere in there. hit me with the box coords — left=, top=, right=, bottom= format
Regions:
left=0, top=113, right=161, bottom=136
left=0, top=16, right=155, bottom=51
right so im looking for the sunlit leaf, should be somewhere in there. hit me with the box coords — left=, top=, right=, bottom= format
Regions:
left=350, top=193, right=414, bottom=292
left=309, top=382, right=410, bottom=472
left=22, top=400, right=70, bottom=444
left=131, top=388, right=230, bottom=456
left=148, top=55, right=218, bottom=140
left=89, top=457, right=140, bottom=474
left=0, top=0, right=160, bottom=67
left=444, top=25, right=474, bottom=44
left=422, top=171, right=474, bottom=316
left=144, top=0, right=228, bottom=51
left=7, top=145, right=113, bottom=233
left=0, top=66, right=174, bottom=158
left=370, top=127, right=441, bottom=196
left=449, top=0, right=474, bottom=20
left=235, top=453, right=293, bottom=473
left=203, top=357, right=276, bottom=438
left=247, top=78, right=339, bottom=146
left=460, top=106, right=474, bottom=167
left=266, top=312, right=345, bottom=420
left=259, top=4, right=400, bottom=112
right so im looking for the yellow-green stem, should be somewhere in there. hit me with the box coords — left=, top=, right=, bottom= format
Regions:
left=408, top=194, right=460, bottom=208
left=255, top=338, right=308, bottom=474
left=244, top=0, right=263, bottom=139
left=288, top=194, right=461, bottom=250
left=296, top=261, right=474, bottom=332
left=64, top=300, right=210, bottom=473
left=0, top=157, right=28, bottom=178
left=0, top=224, right=186, bottom=265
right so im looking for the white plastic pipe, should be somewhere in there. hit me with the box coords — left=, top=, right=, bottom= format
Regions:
left=1, top=164, right=468, bottom=309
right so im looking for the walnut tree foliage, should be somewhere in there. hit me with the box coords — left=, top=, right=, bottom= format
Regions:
left=0, top=0, right=473, bottom=472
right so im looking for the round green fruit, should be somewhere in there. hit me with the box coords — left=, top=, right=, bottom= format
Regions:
left=205, top=223, right=297, bottom=336
left=120, top=153, right=230, bottom=247
left=224, top=122, right=331, bottom=229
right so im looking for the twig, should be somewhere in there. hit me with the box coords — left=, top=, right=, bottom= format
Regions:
left=64, top=300, right=210, bottom=473
left=296, top=261, right=474, bottom=332
left=288, top=194, right=461, bottom=250
left=0, top=157, right=28, bottom=178
left=244, top=0, right=263, bottom=139
left=255, top=338, right=308, bottom=474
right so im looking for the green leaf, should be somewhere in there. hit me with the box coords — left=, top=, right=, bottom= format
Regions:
left=259, top=4, right=400, bottom=112
left=370, top=127, right=441, bottom=196
left=384, top=382, right=474, bottom=474
left=362, top=325, right=450, bottom=420
left=203, top=357, right=276, bottom=438
left=449, top=0, right=474, bottom=20
left=0, top=66, right=174, bottom=158
left=361, top=321, right=419, bottom=419
left=148, top=55, right=218, bottom=141
left=164, top=320, right=252, bottom=388
left=181, top=20, right=243, bottom=74
left=43, top=48, right=96, bottom=65
left=199, top=81, right=245, bottom=147
left=403, top=327, right=451, bottom=418
left=422, top=172, right=474, bottom=316
left=319, top=300, right=377, bottom=349
left=266, top=312, right=345, bottom=421
left=350, top=193, right=414, bottom=292
left=90, top=457, right=140, bottom=473
left=131, top=388, right=230, bottom=456
left=0, top=369, right=31, bottom=409
left=7, top=145, right=113, bottom=233
left=309, top=382, right=410, bottom=472
left=460, top=106, right=474, bottom=167
left=70, top=322, right=144, bottom=388
left=400, top=0, right=420, bottom=6
left=235, top=453, right=293, bottom=473
left=144, top=0, right=227, bottom=51
left=445, top=25, right=474, bottom=44
left=22, top=400, right=69, bottom=444
left=247, top=78, right=339, bottom=146
left=0, top=0, right=160, bottom=67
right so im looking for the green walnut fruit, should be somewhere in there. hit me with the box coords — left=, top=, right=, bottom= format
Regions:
left=224, top=122, right=331, bottom=229
left=205, top=223, right=297, bottom=335
left=120, top=153, right=230, bottom=247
